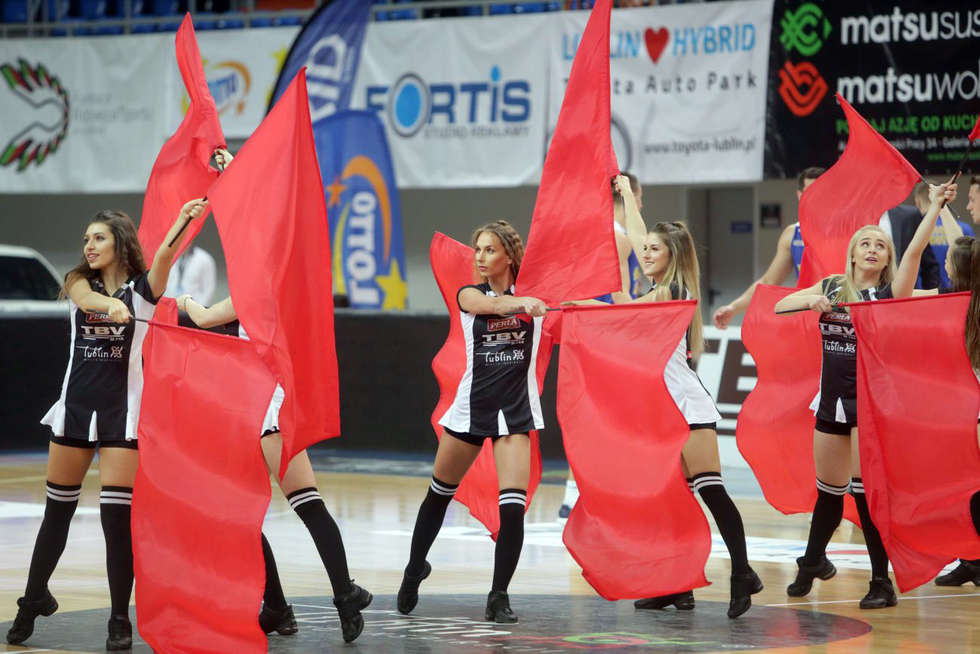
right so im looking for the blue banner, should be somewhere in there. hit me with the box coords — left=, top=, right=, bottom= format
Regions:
left=315, top=110, right=408, bottom=310
left=268, top=0, right=370, bottom=123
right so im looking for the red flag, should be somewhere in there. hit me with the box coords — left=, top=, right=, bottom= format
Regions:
left=137, top=14, right=224, bottom=259
left=208, top=69, right=339, bottom=477
left=559, top=302, right=711, bottom=599
left=737, top=286, right=860, bottom=522
left=797, top=94, right=920, bottom=287
left=851, top=294, right=980, bottom=592
left=969, top=114, right=980, bottom=141
left=516, top=0, right=619, bottom=305
left=134, top=324, right=274, bottom=654
left=428, top=232, right=551, bottom=536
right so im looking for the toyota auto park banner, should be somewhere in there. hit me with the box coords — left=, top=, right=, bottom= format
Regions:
left=350, top=14, right=551, bottom=189
left=0, top=35, right=174, bottom=193
left=766, top=1, right=980, bottom=178
left=550, top=0, right=773, bottom=185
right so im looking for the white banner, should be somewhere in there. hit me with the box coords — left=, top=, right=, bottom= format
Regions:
left=351, top=15, right=551, bottom=189
left=0, top=34, right=174, bottom=193
left=551, top=0, right=773, bottom=184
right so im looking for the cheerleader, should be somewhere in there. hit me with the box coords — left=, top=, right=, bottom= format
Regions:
left=6, top=200, right=207, bottom=649
left=397, top=220, right=546, bottom=624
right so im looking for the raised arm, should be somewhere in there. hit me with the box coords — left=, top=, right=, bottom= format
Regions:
left=773, top=279, right=830, bottom=314
left=66, top=277, right=132, bottom=322
left=714, top=223, right=798, bottom=328
left=146, top=198, right=209, bottom=299
left=616, top=175, right=647, bottom=262
left=893, top=183, right=953, bottom=298
left=179, top=295, right=237, bottom=329
left=458, top=288, right=546, bottom=317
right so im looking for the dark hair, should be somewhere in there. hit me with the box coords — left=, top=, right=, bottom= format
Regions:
left=913, top=182, right=930, bottom=206
left=62, top=210, right=146, bottom=296
left=471, top=220, right=525, bottom=282
left=971, top=175, right=980, bottom=188
left=797, top=166, right=826, bottom=192
left=947, top=235, right=980, bottom=369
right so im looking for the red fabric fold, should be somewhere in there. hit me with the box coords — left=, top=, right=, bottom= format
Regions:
left=797, top=94, right=920, bottom=287
left=428, top=232, right=550, bottom=536
left=209, top=69, right=339, bottom=477
left=516, top=0, right=619, bottom=305
left=559, top=302, right=711, bottom=599
left=737, top=285, right=859, bottom=522
left=969, top=114, right=980, bottom=141
left=137, top=14, right=224, bottom=260
left=134, top=324, right=274, bottom=654
left=851, top=294, right=980, bottom=592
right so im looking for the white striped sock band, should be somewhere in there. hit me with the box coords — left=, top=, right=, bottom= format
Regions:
left=46, top=483, right=81, bottom=503
left=498, top=490, right=527, bottom=508
left=100, top=488, right=132, bottom=506
left=429, top=478, right=458, bottom=497
left=816, top=479, right=849, bottom=496
left=691, top=474, right=724, bottom=493
left=850, top=479, right=865, bottom=495
left=287, top=488, right=323, bottom=510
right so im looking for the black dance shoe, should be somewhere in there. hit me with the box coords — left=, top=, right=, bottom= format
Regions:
left=397, top=561, right=431, bottom=615
left=859, top=577, right=898, bottom=609
left=786, top=555, right=836, bottom=597
left=484, top=590, right=518, bottom=624
left=106, top=614, right=132, bottom=651
left=728, top=568, right=764, bottom=619
left=633, top=591, right=695, bottom=610
left=5, top=590, right=58, bottom=645
left=333, top=582, right=372, bottom=643
left=259, top=603, right=298, bottom=635
left=935, top=560, right=980, bottom=586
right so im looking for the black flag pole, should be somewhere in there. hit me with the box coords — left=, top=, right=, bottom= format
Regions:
left=166, top=149, right=227, bottom=248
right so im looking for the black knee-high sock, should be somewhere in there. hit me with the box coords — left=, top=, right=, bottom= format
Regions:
left=851, top=478, right=889, bottom=579
left=261, top=533, right=288, bottom=610
left=971, top=491, right=980, bottom=537
left=288, top=487, right=352, bottom=597
left=24, top=482, right=82, bottom=600
left=492, top=489, right=527, bottom=593
left=406, top=476, right=458, bottom=578
left=802, top=479, right=848, bottom=565
left=100, top=486, right=133, bottom=616
left=692, top=472, right=750, bottom=575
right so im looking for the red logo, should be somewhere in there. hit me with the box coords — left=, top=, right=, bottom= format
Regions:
left=644, top=27, right=669, bottom=64
left=778, top=60, right=827, bottom=117
left=487, top=316, right=520, bottom=332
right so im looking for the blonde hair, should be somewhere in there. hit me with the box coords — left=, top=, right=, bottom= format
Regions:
left=948, top=236, right=980, bottom=369
left=470, top=220, right=525, bottom=284
left=648, top=221, right=704, bottom=360
left=827, top=225, right=897, bottom=305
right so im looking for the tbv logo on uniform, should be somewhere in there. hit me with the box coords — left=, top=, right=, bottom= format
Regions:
left=481, top=330, right=526, bottom=346
left=819, top=322, right=855, bottom=338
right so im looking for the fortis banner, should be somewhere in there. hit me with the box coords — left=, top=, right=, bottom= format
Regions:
left=550, top=0, right=774, bottom=185
left=765, top=1, right=980, bottom=178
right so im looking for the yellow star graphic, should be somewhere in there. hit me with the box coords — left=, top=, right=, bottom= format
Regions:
left=325, top=177, right=347, bottom=208
left=375, top=259, right=408, bottom=310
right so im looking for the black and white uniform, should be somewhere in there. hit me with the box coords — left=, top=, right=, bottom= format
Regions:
left=42, top=273, right=157, bottom=444
left=234, top=320, right=284, bottom=436
left=438, top=284, right=544, bottom=438
left=810, top=278, right=893, bottom=428
left=656, top=283, right=721, bottom=428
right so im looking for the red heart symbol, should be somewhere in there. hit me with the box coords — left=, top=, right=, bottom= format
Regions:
left=644, top=27, right=669, bottom=64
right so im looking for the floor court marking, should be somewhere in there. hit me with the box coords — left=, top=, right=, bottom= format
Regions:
left=765, top=591, right=980, bottom=607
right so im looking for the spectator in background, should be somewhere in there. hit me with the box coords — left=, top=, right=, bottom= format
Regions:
left=165, top=245, right=216, bottom=306
left=914, top=181, right=974, bottom=289
left=880, top=199, right=941, bottom=290
left=967, top=175, right=980, bottom=225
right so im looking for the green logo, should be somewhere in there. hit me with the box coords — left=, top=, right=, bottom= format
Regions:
left=780, top=3, right=832, bottom=56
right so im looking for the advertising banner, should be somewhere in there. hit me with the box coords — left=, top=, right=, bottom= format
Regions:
left=0, top=34, right=174, bottom=193
left=551, top=0, right=774, bottom=184
left=765, top=1, right=980, bottom=178
left=351, top=14, right=551, bottom=188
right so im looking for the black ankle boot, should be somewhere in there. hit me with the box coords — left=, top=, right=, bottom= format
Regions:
left=484, top=590, right=518, bottom=624
left=935, top=560, right=980, bottom=587
left=333, top=582, right=372, bottom=643
left=397, top=561, right=431, bottom=615
left=728, top=568, right=764, bottom=619
left=106, top=614, right=132, bottom=651
left=633, top=591, right=695, bottom=610
left=259, top=603, right=298, bottom=635
left=859, top=577, right=897, bottom=609
left=6, top=590, right=58, bottom=645
left=786, top=555, right=836, bottom=597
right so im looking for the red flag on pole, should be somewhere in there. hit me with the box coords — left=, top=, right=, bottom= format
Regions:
left=428, top=232, right=551, bottom=536
left=516, top=0, right=619, bottom=305
left=559, top=302, right=711, bottom=599
left=797, top=94, right=921, bottom=287
left=208, top=69, right=339, bottom=477
left=137, top=14, right=224, bottom=259
left=969, top=114, right=980, bottom=141
left=134, top=324, right=274, bottom=654
left=851, top=294, right=980, bottom=592
left=737, top=286, right=860, bottom=523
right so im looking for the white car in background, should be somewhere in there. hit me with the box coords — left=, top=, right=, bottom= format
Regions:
left=0, top=245, right=67, bottom=316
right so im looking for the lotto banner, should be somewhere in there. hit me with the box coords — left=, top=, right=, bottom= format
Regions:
left=0, top=35, right=173, bottom=192
left=765, top=1, right=980, bottom=178
left=549, top=0, right=773, bottom=184
left=351, top=14, right=551, bottom=188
